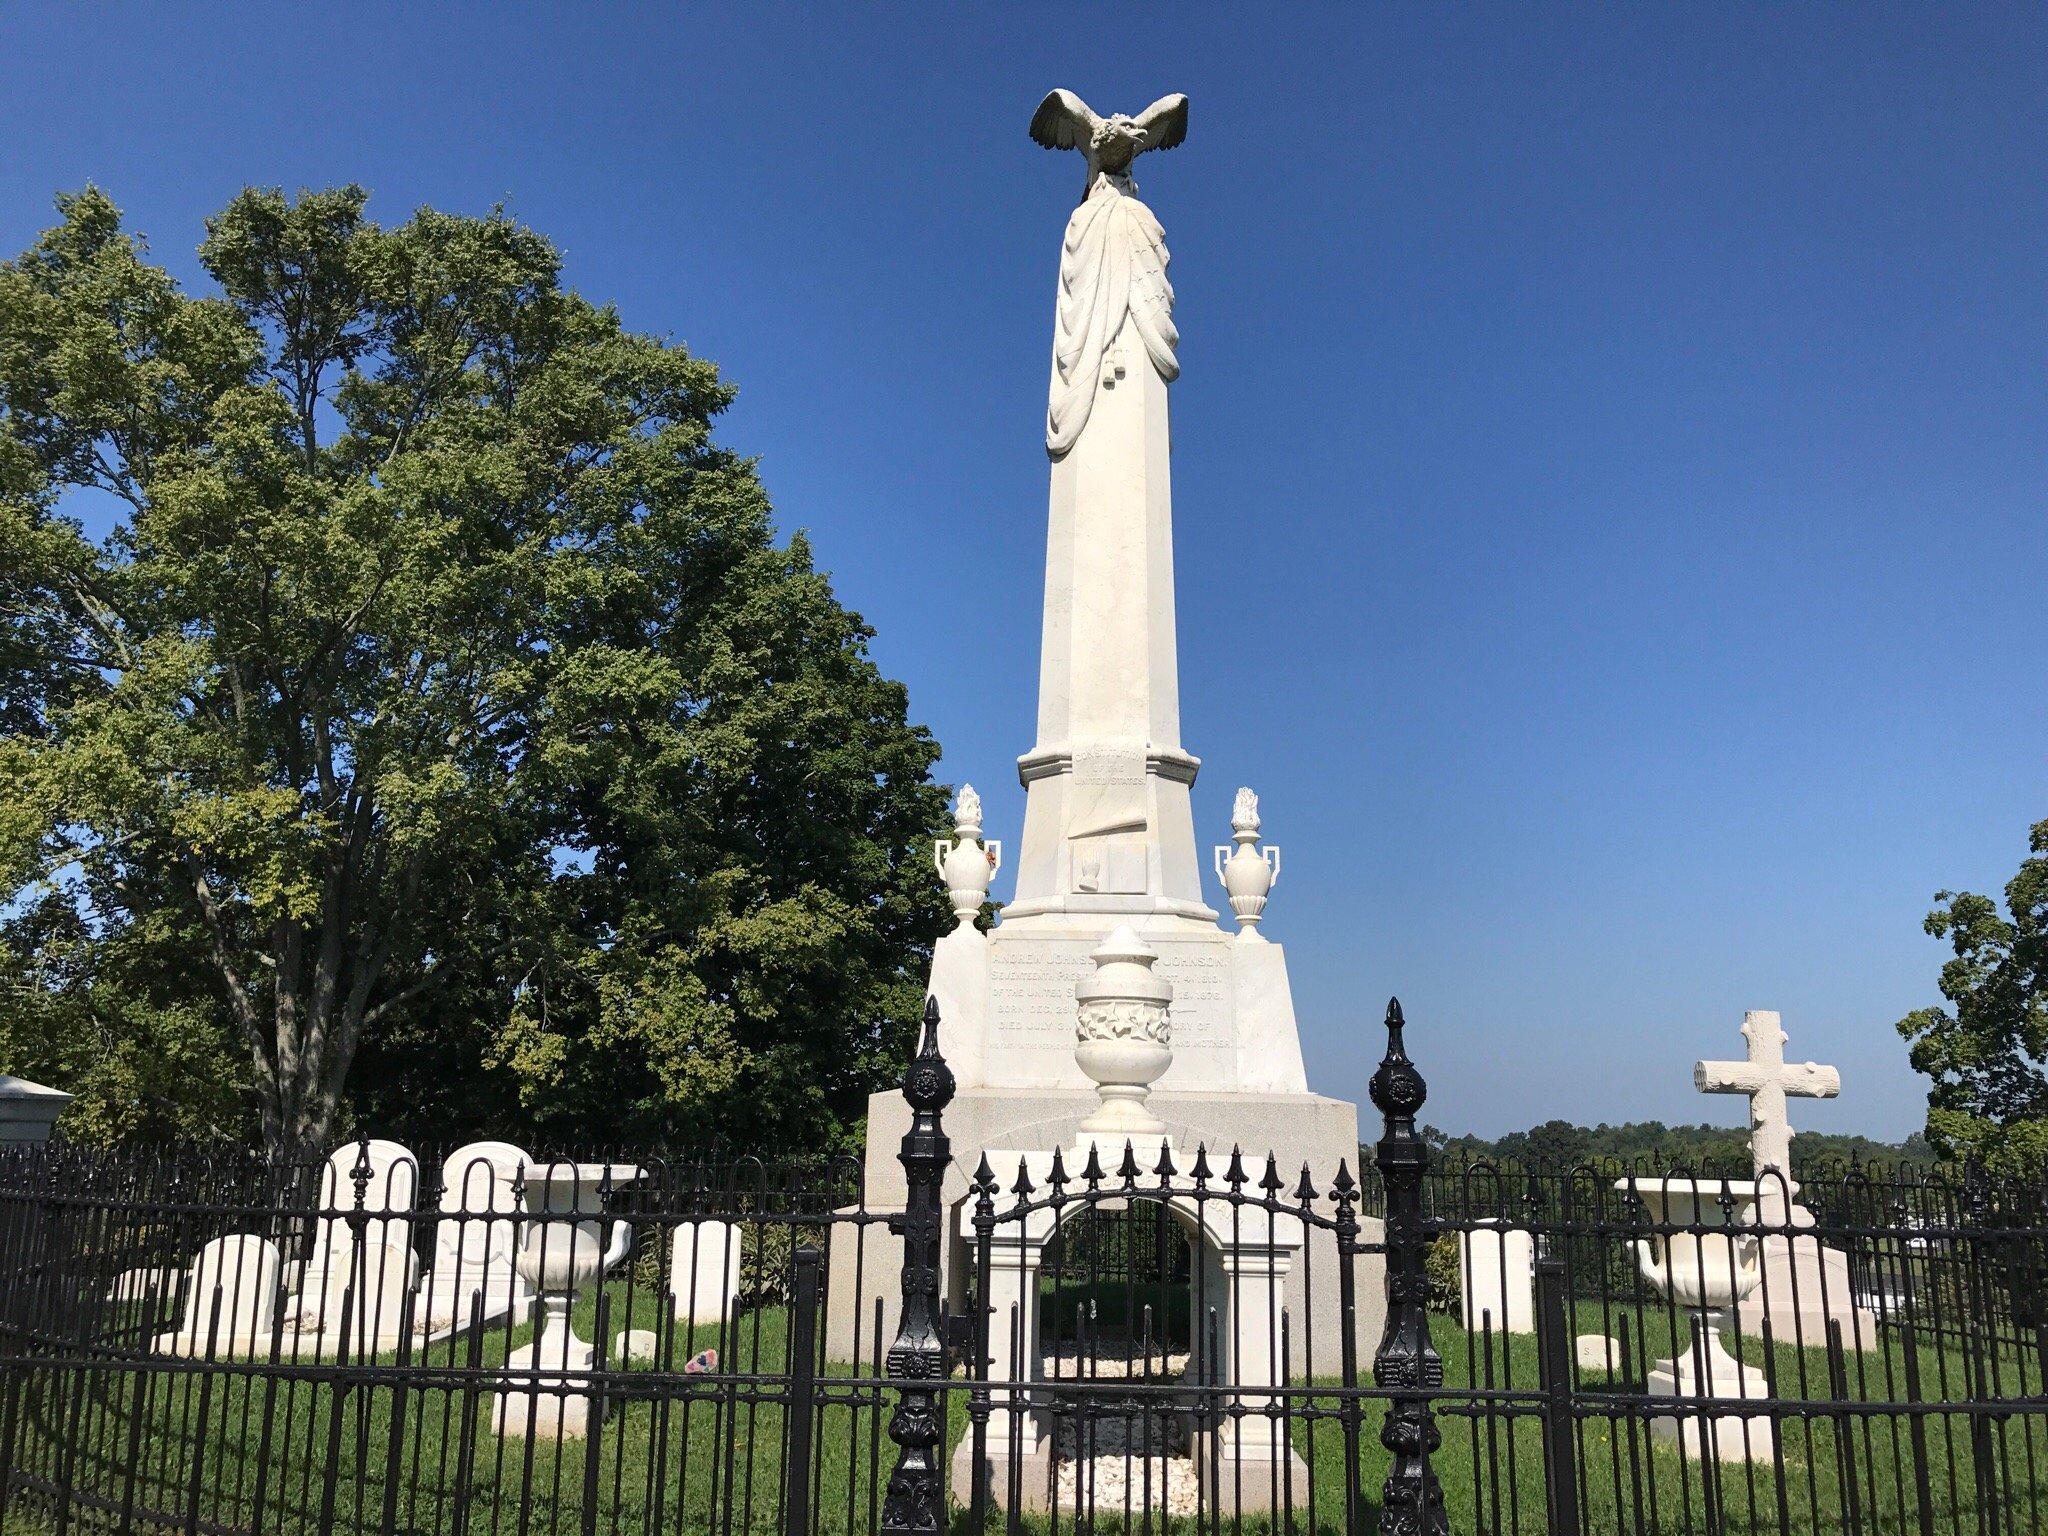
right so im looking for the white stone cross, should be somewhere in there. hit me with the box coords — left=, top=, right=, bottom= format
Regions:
left=1694, top=1010, right=1840, bottom=1185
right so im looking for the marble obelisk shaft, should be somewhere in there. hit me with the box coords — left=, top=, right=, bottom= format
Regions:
left=1007, top=284, right=1211, bottom=922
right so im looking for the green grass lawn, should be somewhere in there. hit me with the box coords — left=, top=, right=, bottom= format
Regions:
left=2, top=1285, right=2043, bottom=1535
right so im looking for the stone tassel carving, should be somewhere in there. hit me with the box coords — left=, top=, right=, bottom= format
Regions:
left=1214, top=786, right=1281, bottom=937
left=1072, top=926, right=1173, bottom=1136
left=934, top=785, right=1000, bottom=927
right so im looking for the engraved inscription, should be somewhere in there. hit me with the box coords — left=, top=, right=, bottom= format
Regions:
left=989, top=936, right=1232, bottom=1052
left=989, top=942, right=1092, bottom=1048
left=1071, top=747, right=1147, bottom=786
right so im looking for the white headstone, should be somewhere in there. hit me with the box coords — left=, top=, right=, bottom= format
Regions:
left=288, top=1138, right=421, bottom=1355
left=289, top=1236, right=418, bottom=1354
left=154, top=1235, right=280, bottom=1357
left=1576, top=1333, right=1622, bottom=1373
left=670, top=1220, right=742, bottom=1328
left=1459, top=1221, right=1535, bottom=1335
left=613, top=1327, right=660, bottom=1365
left=304, top=1139, right=420, bottom=1274
left=107, top=1266, right=180, bottom=1306
left=420, top=1141, right=533, bottom=1336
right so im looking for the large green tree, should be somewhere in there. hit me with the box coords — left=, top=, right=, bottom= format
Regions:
left=0, top=186, right=951, bottom=1157
left=1896, top=819, right=2048, bottom=1173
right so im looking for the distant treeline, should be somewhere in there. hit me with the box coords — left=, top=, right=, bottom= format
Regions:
left=1420, top=1118, right=1934, bottom=1171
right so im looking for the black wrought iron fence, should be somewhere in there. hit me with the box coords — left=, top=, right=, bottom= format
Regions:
left=0, top=999, right=2043, bottom=1534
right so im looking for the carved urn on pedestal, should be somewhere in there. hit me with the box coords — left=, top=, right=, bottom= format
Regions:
left=1214, top=787, right=1280, bottom=937
left=934, top=784, right=1001, bottom=927
left=1073, top=926, right=1173, bottom=1137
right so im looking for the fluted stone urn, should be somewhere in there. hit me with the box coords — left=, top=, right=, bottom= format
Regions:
left=1214, top=787, right=1280, bottom=937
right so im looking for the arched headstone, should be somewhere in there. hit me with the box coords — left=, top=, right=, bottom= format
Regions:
left=304, top=1138, right=420, bottom=1271
left=1460, top=1220, right=1535, bottom=1335
left=670, top=1219, right=742, bottom=1328
left=420, top=1140, right=533, bottom=1336
left=287, top=1138, right=421, bottom=1356
left=154, top=1235, right=281, bottom=1357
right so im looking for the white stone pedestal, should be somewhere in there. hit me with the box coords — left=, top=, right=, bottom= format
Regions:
left=1735, top=1226, right=1883, bottom=1352
left=495, top=1324, right=599, bottom=1440
left=1648, top=1318, right=1776, bottom=1462
left=0, top=1075, right=71, bottom=1143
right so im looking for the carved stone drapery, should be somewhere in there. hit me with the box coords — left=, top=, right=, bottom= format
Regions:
left=1046, top=183, right=1178, bottom=456
left=1030, top=89, right=1188, bottom=458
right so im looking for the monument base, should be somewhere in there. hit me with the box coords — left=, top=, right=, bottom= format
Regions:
left=1193, top=1438, right=1313, bottom=1515
left=828, top=1086, right=1378, bottom=1365
left=1647, top=1343, right=1776, bottom=1463
left=948, top=1432, right=1310, bottom=1516
left=928, top=917, right=1312, bottom=1098
left=1734, top=1230, right=1883, bottom=1352
left=951, top=1435, right=1057, bottom=1513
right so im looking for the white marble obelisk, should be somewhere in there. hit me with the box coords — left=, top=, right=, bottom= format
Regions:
left=833, top=88, right=1370, bottom=1373
left=1007, top=256, right=1207, bottom=923
left=912, top=89, right=1314, bottom=1099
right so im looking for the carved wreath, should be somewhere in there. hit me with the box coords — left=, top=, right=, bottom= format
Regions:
left=1075, top=999, right=1171, bottom=1045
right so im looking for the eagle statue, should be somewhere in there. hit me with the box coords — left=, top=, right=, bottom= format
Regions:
left=1029, top=89, right=1190, bottom=202
left=1029, top=90, right=1190, bottom=457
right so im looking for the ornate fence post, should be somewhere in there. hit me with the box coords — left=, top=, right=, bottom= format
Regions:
left=783, top=1246, right=823, bottom=1536
left=1534, top=1244, right=1582, bottom=1536
left=1369, top=998, right=1448, bottom=1536
left=881, top=999, right=955, bottom=1536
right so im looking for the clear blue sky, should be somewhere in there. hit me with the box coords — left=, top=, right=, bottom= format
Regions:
left=4, top=4, right=2042, bottom=1142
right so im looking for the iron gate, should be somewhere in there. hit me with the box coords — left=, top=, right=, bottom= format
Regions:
left=875, top=997, right=1480, bottom=1536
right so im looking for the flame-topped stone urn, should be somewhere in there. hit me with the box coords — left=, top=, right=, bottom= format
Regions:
left=1072, top=926, right=1173, bottom=1137
left=934, top=785, right=1001, bottom=927
left=1214, top=787, right=1280, bottom=937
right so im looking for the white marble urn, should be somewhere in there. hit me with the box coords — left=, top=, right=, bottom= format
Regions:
left=1073, top=926, right=1173, bottom=1136
left=512, top=1164, right=639, bottom=1368
left=934, top=784, right=1001, bottom=927
left=1214, top=787, right=1280, bottom=936
left=1624, top=1177, right=1764, bottom=1315
left=1619, top=1175, right=1776, bottom=1461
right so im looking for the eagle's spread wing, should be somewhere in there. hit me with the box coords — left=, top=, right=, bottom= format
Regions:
left=1132, top=94, right=1189, bottom=153
left=1030, top=89, right=1100, bottom=151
